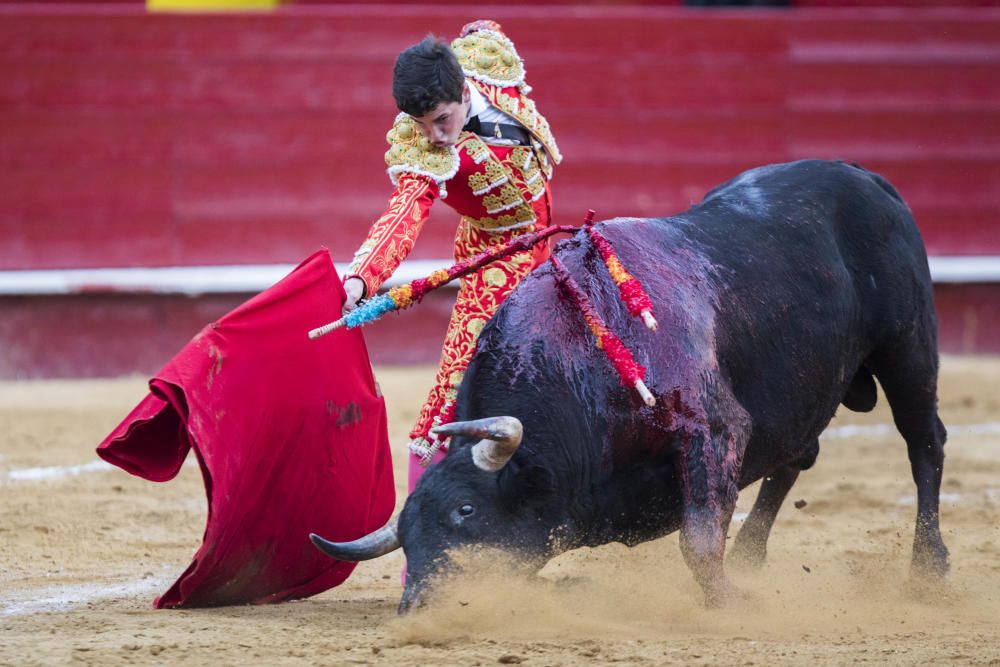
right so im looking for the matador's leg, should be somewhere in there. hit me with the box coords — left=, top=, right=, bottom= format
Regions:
left=406, top=225, right=547, bottom=492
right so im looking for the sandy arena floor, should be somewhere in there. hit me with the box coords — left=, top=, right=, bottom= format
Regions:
left=1, top=358, right=999, bottom=666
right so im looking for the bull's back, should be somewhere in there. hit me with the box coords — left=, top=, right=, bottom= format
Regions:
left=469, top=160, right=932, bottom=490
left=690, top=160, right=931, bottom=346
left=604, top=160, right=933, bottom=472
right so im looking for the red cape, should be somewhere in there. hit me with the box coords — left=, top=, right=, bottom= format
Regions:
left=98, top=249, right=394, bottom=608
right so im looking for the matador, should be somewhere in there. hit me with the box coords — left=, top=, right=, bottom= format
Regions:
left=342, top=20, right=561, bottom=492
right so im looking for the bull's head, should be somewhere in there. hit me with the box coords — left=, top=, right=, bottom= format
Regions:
left=310, top=416, right=558, bottom=612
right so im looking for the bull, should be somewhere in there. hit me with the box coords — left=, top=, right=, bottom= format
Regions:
left=312, top=160, right=949, bottom=611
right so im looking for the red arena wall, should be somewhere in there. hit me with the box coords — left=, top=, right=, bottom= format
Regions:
left=1, top=4, right=998, bottom=377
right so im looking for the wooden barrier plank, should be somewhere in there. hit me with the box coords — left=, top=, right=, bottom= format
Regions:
left=169, top=60, right=392, bottom=113
left=794, top=1, right=1000, bottom=10
left=171, top=162, right=367, bottom=220
left=172, top=113, right=388, bottom=167
left=856, top=159, right=1000, bottom=211
left=530, top=60, right=786, bottom=111
left=789, top=110, right=1000, bottom=160
left=0, top=110, right=393, bottom=168
left=0, top=59, right=184, bottom=112
left=916, top=209, right=1000, bottom=256
left=173, top=216, right=461, bottom=267
left=0, top=293, right=245, bottom=379
left=0, top=113, right=173, bottom=168
left=0, top=217, right=179, bottom=270
left=0, top=13, right=426, bottom=59
left=478, top=13, right=787, bottom=61
left=2, top=165, right=173, bottom=223
left=0, top=288, right=458, bottom=378
left=555, top=111, right=787, bottom=164
left=788, top=62, right=1000, bottom=111
left=0, top=59, right=392, bottom=112
left=789, top=12, right=1000, bottom=59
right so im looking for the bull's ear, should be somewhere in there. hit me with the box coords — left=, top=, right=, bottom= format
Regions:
left=498, top=461, right=555, bottom=510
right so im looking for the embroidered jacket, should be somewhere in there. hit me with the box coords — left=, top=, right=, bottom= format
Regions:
left=347, top=21, right=562, bottom=297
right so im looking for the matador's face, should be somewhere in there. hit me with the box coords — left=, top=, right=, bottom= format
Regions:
left=409, top=84, right=471, bottom=149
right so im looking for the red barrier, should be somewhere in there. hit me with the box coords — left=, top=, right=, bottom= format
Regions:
left=1, top=281, right=996, bottom=379
left=0, top=5, right=998, bottom=373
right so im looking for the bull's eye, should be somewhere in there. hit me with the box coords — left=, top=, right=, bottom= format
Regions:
left=458, top=503, right=475, bottom=517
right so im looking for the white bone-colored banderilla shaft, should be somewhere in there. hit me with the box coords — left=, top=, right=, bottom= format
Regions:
left=634, top=379, right=656, bottom=407
left=640, top=310, right=658, bottom=331
left=308, top=318, right=346, bottom=339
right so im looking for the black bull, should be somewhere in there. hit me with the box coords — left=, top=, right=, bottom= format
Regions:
left=312, top=160, right=949, bottom=611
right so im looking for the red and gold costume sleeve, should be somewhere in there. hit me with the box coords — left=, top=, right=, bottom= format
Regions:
left=346, top=173, right=439, bottom=296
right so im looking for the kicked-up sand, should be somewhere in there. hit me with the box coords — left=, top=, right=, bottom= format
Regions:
left=1, top=357, right=999, bottom=666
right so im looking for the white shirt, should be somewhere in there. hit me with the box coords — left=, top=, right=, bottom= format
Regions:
left=466, top=83, right=527, bottom=146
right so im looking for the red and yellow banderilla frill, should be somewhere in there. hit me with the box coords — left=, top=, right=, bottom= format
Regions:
left=583, top=224, right=658, bottom=332
left=550, top=256, right=656, bottom=407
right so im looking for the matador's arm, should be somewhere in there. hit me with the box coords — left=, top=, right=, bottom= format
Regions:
left=345, top=173, right=440, bottom=298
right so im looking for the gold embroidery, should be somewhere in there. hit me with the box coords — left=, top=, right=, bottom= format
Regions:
left=347, top=238, right=376, bottom=274
left=510, top=146, right=533, bottom=172
left=410, top=244, right=539, bottom=444
left=465, top=317, right=487, bottom=336
left=452, top=31, right=525, bottom=88
left=472, top=81, right=562, bottom=168
left=467, top=159, right=507, bottom=195
left=385, top=115, right=459, bottom=184
left=516, top=148, right=542, bottom=184
left=482, top=268, right=507, bottom=288
left=482, top=182, right=525, bottom=214
left=536, top=147, right=553, bottom=179
left=462, top=204, right=535, bottom=232
left=492, top=90, right=524, bottom=122
left=524, top=170, right=545, bottom=198
left=458, top=133, right=491, bottom=165
left=352, top=176, right=433, bottom=293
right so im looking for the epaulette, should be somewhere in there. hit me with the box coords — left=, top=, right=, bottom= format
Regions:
left=384, top=113, right=460, bottom=186
left=451, top=27, right=530, bottom=93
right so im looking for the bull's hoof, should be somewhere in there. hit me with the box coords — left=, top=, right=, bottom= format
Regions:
left=903, top=573, right=955, bottom=604
left=911, top=541, right=950, bottom=580
left=702, top=579, right=756, bottom=610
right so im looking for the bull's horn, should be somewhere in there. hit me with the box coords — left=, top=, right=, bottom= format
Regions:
left=432, top=416, right=523, bottom=472
left=309, top=516, right=400, bottom=562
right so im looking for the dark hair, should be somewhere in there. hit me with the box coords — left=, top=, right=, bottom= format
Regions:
left=392, top=35, right=465, bottom=117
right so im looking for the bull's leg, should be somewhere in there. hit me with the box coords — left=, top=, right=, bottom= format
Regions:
left=728, top=465, right=800, bottom=569
left=679, top=504, right=739, bottom=608
left=728, top=440, right=819, bottom=569
left=676, top=417, right=749, bottom=608
left=870, top=336, right=949, bottom=578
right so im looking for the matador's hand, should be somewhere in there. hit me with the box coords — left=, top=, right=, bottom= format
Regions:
left=342, top=277, right=366, bottom=315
